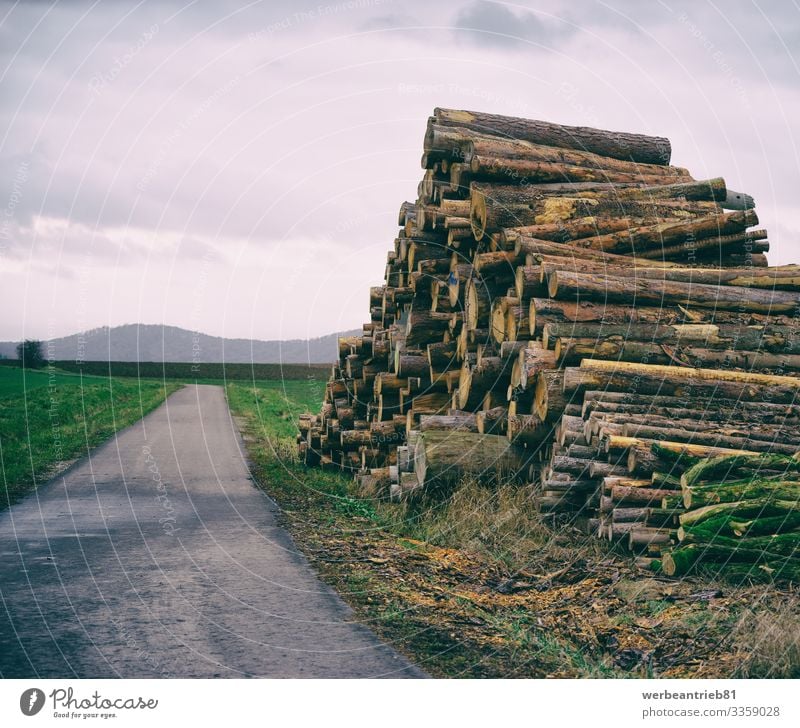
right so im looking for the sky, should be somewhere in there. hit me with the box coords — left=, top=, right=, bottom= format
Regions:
left=1, top=0, right=799, bottom=342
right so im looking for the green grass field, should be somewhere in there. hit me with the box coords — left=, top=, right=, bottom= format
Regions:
left=0, top=366, right=180, bottom=507
left=0, top=365, right=112, bottom=397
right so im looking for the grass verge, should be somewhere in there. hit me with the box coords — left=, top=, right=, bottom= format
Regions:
left=227, top=379, right=800, bottom=679
left=0, top=365, right=180, bottom=507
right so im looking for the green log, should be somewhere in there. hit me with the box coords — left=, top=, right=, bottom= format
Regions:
left=695, top=560, right=800, bottom=584
left=651, top=443, right=700, bottom=470
left=728, top=513, right=800, bottom=537
left=662, top=542, right=797, bottom=576
left=678, top=512, right=800, bottom=539
left=661, top=546, right=701, bottom=576
left=681, top=453, right=800, bottom=489
left=661, top=495, right=685, bottom=509
left=652, top=471, right=682, bottom=488
left=678, top=530, right=800, bottom=557
left=685, top=473, right=800, bottom=491
left=684, top=482, right=800, bottom=509
left=679, top=498, right=800, bottom=528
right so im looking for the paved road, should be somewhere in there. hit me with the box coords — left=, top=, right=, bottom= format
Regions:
left=0, top=385, right=425, bottom=678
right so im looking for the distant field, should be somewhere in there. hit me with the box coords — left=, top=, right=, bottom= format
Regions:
left=0, top=365, right=112, bottom=397
left=54, top=360, right=331, bottom=380
left=0, top=366, right=179, bottom=507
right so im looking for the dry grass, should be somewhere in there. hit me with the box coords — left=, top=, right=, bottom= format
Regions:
left=393, top=479, right=607, bottom=572
left=731, top=598, right=800, bottom=678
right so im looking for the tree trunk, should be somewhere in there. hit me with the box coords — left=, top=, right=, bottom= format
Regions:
left=639, top=230, right=767, bottom=260
left=465, top=277, right=504, bottom=330
left=534, top=370, right=568, bottom=422
left=628, top=528, right=674, bottom=550
left=467, top=154, right=687, bottom=186
left=472, top=192, right=719, bottom=240
left=431, top=107, right=672, bottom=164
left=427, top=340, right=458, bottom=368
left=413, top=430, right=532, bottom=487
left=543, top=321, right=800, bottom=354
left=441, top=131, right=685, bottom=174
left=682, top=480, right=800, bottom=509
left=549, top=269, right=799, bottom=314
left=568, top=209, right=757, bottom=254
left=473, top=250, right=522, bottom=277
left=507, top=413, right=550, bottom=446
left=490, top=295, right=519, bottom=343
left=678, top=512, right=800, bottom=539
left=609, top=485, right=678, bottom=505
left=514, top=265, right=546, bottom=299
left=419, top=413, right=479, bottom=432
left=513, top=343, right=557, bottom=390
left=578, top=358, right=800, bottom=391
left=530, top=298, right=680, bottom=334
left=680, top=453, right=800, bottom=489
left=476, top=406, right=509, bottom=435
left=395, top=353, right=429, bottom=378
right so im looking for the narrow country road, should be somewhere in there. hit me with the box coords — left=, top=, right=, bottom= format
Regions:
left=0, top=385, right=425, bottom=678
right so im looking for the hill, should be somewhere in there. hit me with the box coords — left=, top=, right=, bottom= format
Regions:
left=0, top=324, right=357, bottom=364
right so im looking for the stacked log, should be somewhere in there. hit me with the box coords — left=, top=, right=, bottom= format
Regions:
left=539, top=366, right=800, bottom=558
left=297, top=108, right=800, bottom=564
left=658, top=454, right=800, bottom=582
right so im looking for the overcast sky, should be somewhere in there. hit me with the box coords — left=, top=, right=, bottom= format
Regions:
left=1, top=0, right=798, bottom=342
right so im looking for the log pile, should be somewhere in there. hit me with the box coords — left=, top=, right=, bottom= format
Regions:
left=296, top=107, right=800, bottom=570
left=657, top=454, right=800, bottom=582
left=544, top=361, right=800, bottom=561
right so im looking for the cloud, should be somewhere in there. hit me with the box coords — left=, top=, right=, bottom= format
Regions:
left=452, top=0, right=569, bottom=47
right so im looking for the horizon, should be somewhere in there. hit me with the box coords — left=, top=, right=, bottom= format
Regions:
left=2, top=1, right=799, bottom=341
left=0, top=321, right=362, bottom=344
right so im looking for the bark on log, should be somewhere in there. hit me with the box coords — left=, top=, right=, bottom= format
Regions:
left=413, top=430, right=532, bottom=487
left=680, top=453, right=800, bottom=489
left=427, top=340, right=458, bottom=368
left=555, top=337, right=800, bottom=371
left=467, top=154, right=687, bottom=186
left=507, top=217, right=669, bottom=247
left=543, top=321, right=800, bottom=354
left=549, top=270, right=800, bottom=314
left=514, top=343, right=557, bottom=390
left=515, top=265, right=546, bottom=299
left=682, top=480, right=800, bottom=509
left=463, top=137, right=685, bottom=176
left=465, top=277, right=507, bottom=330
left=505, top=304, right=532, bottom=342
left=530, top=298, right=680, bottom=334
left=565, top=363, right=800, bottom=408
left=638, top=230, right=768, bottom=260
left=473, top=250, right=523, bottom=277
left=431, top=108, right=672, bottom=165
left=578, top=358, right=800, bottom=390
left=395, top=353, right=429, bottom=378
left=534, top=369, right=569, bottom=422
left=568, top=209, right=757, bottom=255
left=471, top=192, right=719, bottom=240
left=419, top=413, right=479, bottom=432
left=490, top=295, right=519, bottom=343
left=507, top=413, right=550, bottom=446
left=476, top=406, right=509, bottom=435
